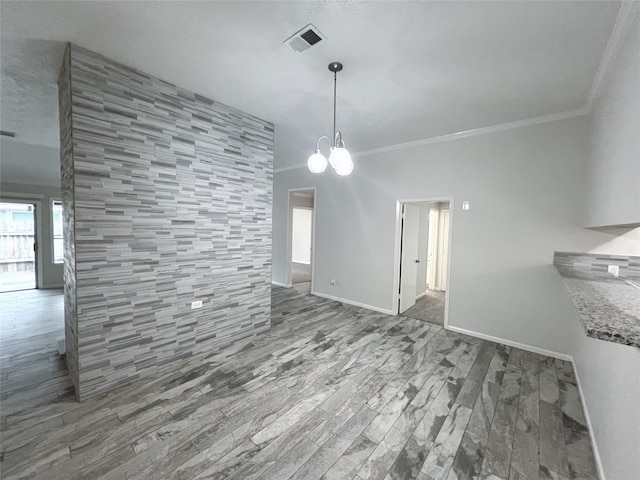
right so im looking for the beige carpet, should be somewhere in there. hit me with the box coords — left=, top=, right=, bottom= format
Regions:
left=291, top=262, right=311, bottom=284
left=401, top=289, right=445, bottom=325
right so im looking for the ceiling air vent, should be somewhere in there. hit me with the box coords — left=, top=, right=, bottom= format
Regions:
left=284, top=24, right=326, bottom=53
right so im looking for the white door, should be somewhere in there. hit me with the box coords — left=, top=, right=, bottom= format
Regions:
left=399, top=204, right=420, bottom=313
left=291, top=207, right=313, bottom=264
left=436, top=209, right=450, bottom=291
left=426, top=207, right=439, bottom=290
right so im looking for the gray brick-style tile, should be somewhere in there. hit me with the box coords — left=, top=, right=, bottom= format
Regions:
left=57, top=43, right=273, bottom=400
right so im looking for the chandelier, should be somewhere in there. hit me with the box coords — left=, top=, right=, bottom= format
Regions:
left=307, top=62, right=353, bottom=176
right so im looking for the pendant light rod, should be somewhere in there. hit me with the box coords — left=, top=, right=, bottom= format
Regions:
left=328, top=62, right=343, bottom=148
left=333, top=69, right=337, bottom=147
left=307, top=61, right=353, bottom=176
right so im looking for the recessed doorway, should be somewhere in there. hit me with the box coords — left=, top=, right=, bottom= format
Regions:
left=287, top=188, right=316, bottom=294
left=0, top=201, right=38, bottom=292
left=393, top=198, right=453, bottom=326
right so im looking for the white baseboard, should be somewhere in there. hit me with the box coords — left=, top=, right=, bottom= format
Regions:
left=445, top=325, right=603, bottom=477
left=41, top=284, right=63, bottom=289
left=415, top=292, right=426, bottom=301
left=311, top=291, right=394, bottom=315
left=271, top=281, right=292, bottom=288
left=445, top=326, right=573, bottom=361
left=572, top=362, right=606, bottom=480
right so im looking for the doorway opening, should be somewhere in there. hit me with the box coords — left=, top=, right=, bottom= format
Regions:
left=0, top=201, right=38, bottom=292
left=287, top=188, right=316, bottom=295
left=394, top=198, right=452, bottom=326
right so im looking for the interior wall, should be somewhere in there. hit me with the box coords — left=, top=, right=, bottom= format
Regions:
left=0, top=182, right=64, bottom=288
left=570, top=12, right=640, bottom=478
left=0, top=139, right=61, bottom=188
left=568, top=304, right=640, bottom=480
left=291, top=208, right=312, bottom=264
left=59, top=44, right=274, bottom=400
left=273, top=115, right=638, bottom=479
left=585, top=9, right=640, bottom=227
left=415, top=203, right=431, bottom=297
left=275, top=116, right=637, bottom=352
left=290, top=193, right=314, bottom=209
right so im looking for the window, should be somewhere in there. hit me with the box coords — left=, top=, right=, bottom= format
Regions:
left=52, top=200, right=63, bottom=264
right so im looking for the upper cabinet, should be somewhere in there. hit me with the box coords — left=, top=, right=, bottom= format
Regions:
left=585, top=11, right=640, bottom=228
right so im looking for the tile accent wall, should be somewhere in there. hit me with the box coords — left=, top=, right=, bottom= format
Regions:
left=554, top=251, right=640, bottom=280
left=58, top=44, right=274, bottom=400
left=58, top=45, right=80, bottom=394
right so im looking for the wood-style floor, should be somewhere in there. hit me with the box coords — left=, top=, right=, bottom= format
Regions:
left=402, top=290, right=445, bottom=326
left=0, top=286, right=598, bottom=479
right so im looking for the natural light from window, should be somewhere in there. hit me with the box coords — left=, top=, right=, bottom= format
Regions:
left=52, top=200, right=63, bottom=264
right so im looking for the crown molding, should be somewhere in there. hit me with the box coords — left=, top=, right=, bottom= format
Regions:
left=586, top=1, right=640, bottom=109
left=352, top=107, right=589, bottom=159
left=274, top=163, right=308, bottom=174
left=275, top=3, right=637, bottom=174
left=274, top=107, right=589, bottom=173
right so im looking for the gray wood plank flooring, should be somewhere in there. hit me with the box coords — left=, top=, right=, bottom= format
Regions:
left=0, top=287, right=598, bottom=479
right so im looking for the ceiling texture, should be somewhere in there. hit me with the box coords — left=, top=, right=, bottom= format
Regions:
left=0, top=1, right=627, bottom=180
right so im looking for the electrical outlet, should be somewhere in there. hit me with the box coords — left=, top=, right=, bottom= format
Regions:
left=607, top=265, right=619, bottom=277
left=191, top=300, right=203, bottom=309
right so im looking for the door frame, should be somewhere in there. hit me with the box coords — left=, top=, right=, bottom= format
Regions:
left=398, top=203, right=420, bottom=314
left=392, top=196, right=455, bottom=327
left=0, top=196, right=43, bottom=290
left=286, top=187, right=317, bottom=291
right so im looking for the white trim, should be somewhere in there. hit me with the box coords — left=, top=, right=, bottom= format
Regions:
left=445, top=325, right=573, bottom=361
left=572, top=361, right=606, bottom=480
left=392, top=197, right=455, bottom=332
left=274, top=108, right=589, bottom=173
left=274, top=164, right=306, bottom=174
left=42, top=283, right=64, bottom=289
left=50, top=197, right=63, bottom=265
left=311, top=290, right=394, bottom=315
left=273, top=5, right=635, bottom=174
left=445, top=324, right=604, bottom=477
left=271, top=280, right=291, bottom=288
left=0, top=197, right=44, bottom=289
left=286, top=187, right=316, bottom=291
left=586, top=1, right=640, bottom=109
left=353, top=108, right=589, bottom=158
left=415, top=291, right=426, bottom=301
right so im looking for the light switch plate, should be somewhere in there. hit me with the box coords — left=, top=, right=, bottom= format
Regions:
left=607, top=265, right=619, bottom=277
left=191, top=300, right=203, bottom=309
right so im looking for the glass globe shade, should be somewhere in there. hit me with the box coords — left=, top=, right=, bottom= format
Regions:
left=330, top=148, right=353, bottom=176
left=307, top=152, right=327, bottom=173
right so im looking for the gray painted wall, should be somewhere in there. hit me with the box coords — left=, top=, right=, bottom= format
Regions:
left=59, top=44, right=273, bottom=400
left=273, top=115, right=640, bottom=479
left=415, top=202, right=431, bottom=298
left=0, top=140, right=61, bottom=188
left=274, top=117, right=597, bottom=344
left=0, top=182, right=64, bottom=288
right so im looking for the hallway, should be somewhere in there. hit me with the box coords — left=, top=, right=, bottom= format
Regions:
left=402, top=290, right=445, bottom=326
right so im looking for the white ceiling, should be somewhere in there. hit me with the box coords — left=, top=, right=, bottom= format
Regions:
left=0, top=1, right=624, bottom=178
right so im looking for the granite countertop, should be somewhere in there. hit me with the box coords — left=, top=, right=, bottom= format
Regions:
left=555, top=265, right=640, bottom=348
